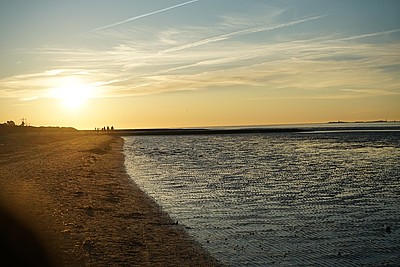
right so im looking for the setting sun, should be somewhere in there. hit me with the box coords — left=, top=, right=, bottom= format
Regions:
left=50, top=77, right=95, bottom=110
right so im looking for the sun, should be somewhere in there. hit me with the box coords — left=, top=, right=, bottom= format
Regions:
left=50, top=77, right=95, bottom=110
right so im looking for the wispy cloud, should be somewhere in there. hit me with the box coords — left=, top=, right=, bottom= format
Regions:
left=20, top=96, right=38, bottom=101
left=161, top=15, right=326, bottom=53
left=1, top=7, right=399, bottom=103
left=1, top=35, right=399, bottom=100
left=337, top=29, right=400, bottom=42
left=87, top=0, right=201, bottom=33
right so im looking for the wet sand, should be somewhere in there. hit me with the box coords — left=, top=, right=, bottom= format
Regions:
left=0, top=132, right=222, bottom=266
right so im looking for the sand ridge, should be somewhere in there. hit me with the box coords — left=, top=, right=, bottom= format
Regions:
left=0, top=132, right=222, bottom=266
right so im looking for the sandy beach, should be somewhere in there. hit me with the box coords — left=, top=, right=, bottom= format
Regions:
left=0, top=132, right=222, bottom=266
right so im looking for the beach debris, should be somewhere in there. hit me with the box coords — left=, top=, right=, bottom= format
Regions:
left=122, top=211, right=145, bottom=219
left=83, top=239, right=95, bottom=253
left=105, top=195, right=120, bottom=204
left=73, top=191, right=85, bottom=197
left=84, top=205, right=94, bottom=217
left=61, top=229, right=72, bottom=234
left=83, top=238, right=96, bottom=264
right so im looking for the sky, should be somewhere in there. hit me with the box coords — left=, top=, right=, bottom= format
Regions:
left=0, top=0, right=399, bottom=129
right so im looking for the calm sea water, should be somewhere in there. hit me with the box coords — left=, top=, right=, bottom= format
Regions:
left=123, top=126, right=400, bottom=266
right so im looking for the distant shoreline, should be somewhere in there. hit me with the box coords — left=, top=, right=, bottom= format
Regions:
left=0, top=125, right=77, bottom=134
left=1, top=120, right=399, bottom=136
left=327, top=120, right=398, bottom=124
left=114, top=121, right=400, bottom=136
left=113, top=127, right=308, bottom=136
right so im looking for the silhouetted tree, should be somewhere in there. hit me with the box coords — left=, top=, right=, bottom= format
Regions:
left=6, top=121, right=15, bottom=126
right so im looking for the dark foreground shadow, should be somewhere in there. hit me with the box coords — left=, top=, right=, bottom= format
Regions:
left=0, top=206, right=56, bottom=267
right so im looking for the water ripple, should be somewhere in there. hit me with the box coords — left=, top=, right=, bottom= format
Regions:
left=124, top=132, right=400, bottom=266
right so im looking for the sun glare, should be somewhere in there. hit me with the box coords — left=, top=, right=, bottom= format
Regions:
left=50, top=77, right=95, bottom=110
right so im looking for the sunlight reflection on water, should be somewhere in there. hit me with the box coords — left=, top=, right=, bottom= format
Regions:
left=123, top=131, right=400, bottom=266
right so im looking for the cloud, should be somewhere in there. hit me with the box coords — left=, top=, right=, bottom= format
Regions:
left=45, top=69, right=65, bottom=76
left=1, top=37, right=399, bottom=101
left=337, top=29, right=400, bottom=42
left=87, top=0, right=201, bottom=33
left=20, top=96, right=38, bottom=101
left=1, top=9, right=399, bottom=103
left=161, top=15, right=326, bottom=54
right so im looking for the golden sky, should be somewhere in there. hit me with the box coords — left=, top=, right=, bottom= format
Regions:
left=1, top=0, right=399, bottom=129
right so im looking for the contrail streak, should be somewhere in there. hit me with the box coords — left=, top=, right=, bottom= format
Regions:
left=338, top=29, right=400, bottom=41
left=89, top=0, right=200, bottom=33
left=161, top=15, right=326, bottom=53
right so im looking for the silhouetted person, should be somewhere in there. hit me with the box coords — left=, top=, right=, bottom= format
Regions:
left=107, top=126, right=110, bottom=133
left=111, top=126, right=114, bottom=132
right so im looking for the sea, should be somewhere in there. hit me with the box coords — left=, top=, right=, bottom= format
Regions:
left=123, top=123, right=400, bottom=266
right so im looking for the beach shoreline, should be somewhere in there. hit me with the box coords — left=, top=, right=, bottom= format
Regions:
left=0, top=132, right=222, bottom=266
